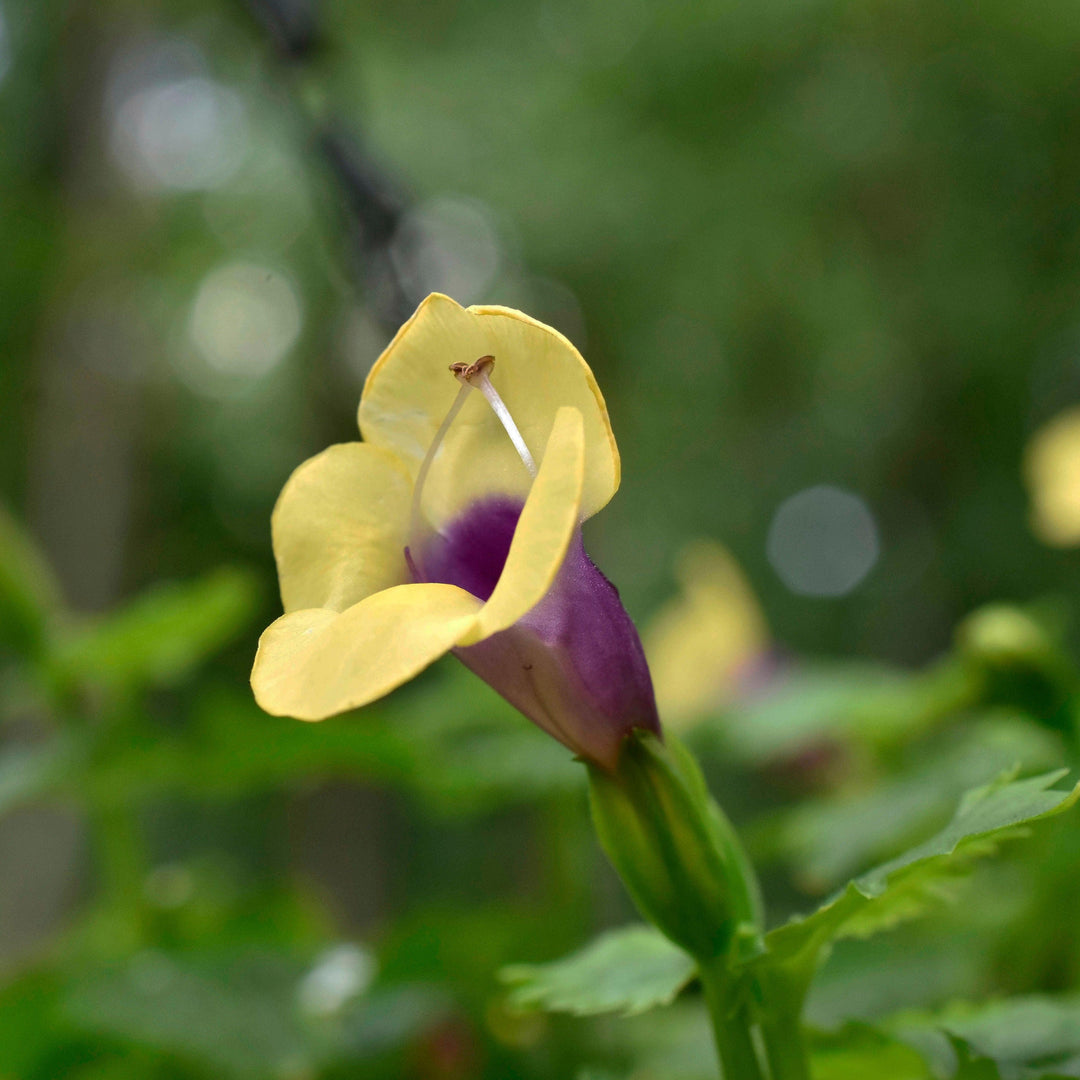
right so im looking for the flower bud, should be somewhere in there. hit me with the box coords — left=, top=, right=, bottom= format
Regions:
left=587, top=730, right=763, bottom=962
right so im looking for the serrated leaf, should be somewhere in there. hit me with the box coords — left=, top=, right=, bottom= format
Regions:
left=501, top=925, right=697, bottom=1017
left=54, top=567, right=258, bottom=692
left=758, top=771, right=1080, bottom=974
left=778, top=716, right=1063, bottom=890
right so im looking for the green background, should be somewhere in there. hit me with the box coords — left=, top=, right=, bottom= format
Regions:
left=4, top=1, right=1080, bottom=1077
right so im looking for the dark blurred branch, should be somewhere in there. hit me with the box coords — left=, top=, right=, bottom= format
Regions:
left=238, top=0, right=417, bottom=328
left=317, top=125, right=416, bottom=328
left=240, top=0, right=322, bottom=61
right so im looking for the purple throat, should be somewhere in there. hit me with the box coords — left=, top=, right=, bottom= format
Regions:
left=409, top=496, right=522, bottom=603
left=407, top=495, right=661, bottom=769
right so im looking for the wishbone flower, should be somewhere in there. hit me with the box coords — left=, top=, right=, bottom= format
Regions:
left=251, top=293, right=659, bottom=769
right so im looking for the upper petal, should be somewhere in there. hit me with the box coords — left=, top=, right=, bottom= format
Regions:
left=272, top=442, right=412, bottom=614
left=251, top=582, right=482, bottom=720
left=359, top=293, right=619, bottom=526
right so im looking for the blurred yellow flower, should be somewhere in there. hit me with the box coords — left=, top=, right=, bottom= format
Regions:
left=1025, top=406, right=1080, bottom=546
left=251, top=293, right=659, bottom=768
left=643, top=541, right=769, bottom=728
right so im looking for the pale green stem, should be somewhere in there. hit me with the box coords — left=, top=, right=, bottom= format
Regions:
left=756, top=967, right=813, bottom=1080
left=698, top=957, right=766, bottom=1080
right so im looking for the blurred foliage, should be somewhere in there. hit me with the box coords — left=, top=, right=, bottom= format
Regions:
left=6, top=0, right=1080, bottom=1076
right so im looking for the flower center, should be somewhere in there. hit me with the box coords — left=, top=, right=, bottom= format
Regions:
left=414, top=495, right=523, bottom=600
left=408, top=356, right=537, bottom=553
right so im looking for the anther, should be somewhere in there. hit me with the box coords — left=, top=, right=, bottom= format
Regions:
left=449, top=355, right=495, bottom=384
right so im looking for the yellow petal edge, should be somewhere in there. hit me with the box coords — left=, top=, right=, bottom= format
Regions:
left=272, top=442, right=412, bottom=614
left=359, top=293, right=619, bottom=522
left=251, top=583, right=482, bottom=720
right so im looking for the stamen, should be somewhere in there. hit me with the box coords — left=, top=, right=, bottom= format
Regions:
left=409, top=356, right=537, bottom=562
left=409, top=381, right=472, bottom=551
left=451, top=356, right=537, bottom=477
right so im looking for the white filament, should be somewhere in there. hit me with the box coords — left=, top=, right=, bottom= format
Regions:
left=409, top=381, right=472, bottom=548
left=470, top=368, right=537, bottom=477
left=409, top=361, right=538, bottom=552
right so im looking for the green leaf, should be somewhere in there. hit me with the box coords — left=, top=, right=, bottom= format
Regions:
left=0, top=737, right=77, bottom=817
left=758, top=770, right=1080, bottom=974
left=777, top=716, right=1063, bottom=890
left=720, top=660, right=973, bottom=764
left=54, top=567, right=259, bottom=692
left=889, top=996, right=1080, bottom=1078
left=949, top=1036, right=1004, bottom=1080
left=0, top=502, right=62, bottom=659
left=64, top=949, right=443, bottom=1077
left=501, top=925, right=697, bottom=1017
left=809, top=1023, right=934, bottom=1080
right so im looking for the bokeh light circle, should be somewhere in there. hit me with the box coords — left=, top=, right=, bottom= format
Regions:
left=767, top=485, right=880, bottom=597
left=186, top=262, right=302, bottom=388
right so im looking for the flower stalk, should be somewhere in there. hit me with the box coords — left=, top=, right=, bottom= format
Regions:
left=698, top=957, right=766, bottom=1080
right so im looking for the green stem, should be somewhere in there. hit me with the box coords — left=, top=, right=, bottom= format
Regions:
left=759, top=1013, right=811, bottom=1080
left=698, top=958, right=765, bottom=1080
left=756, top=968, right=813, bottom=1080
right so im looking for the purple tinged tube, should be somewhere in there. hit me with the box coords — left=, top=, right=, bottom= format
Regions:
left=410, top=496, right=661, bottom=770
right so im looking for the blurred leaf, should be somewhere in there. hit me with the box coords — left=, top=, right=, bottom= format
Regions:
left=0, top=736, right=76, bottom=817
left=756, top=770, right=1080, bottom=975
left=0, top=502, right=62, bottom=659
left=807, top=927, right=986, bottom=1029
left=54, top=568, right=259, bottom=693
left=809, top=1023, right=933, bottom=1080
left=87, top=672, right=578, bottom=813
left=889, top=996, right=1080, bottom=1079
left=593, top=1000, right=718, bottom=1080
left=65, top=949, right=442, bottom=1077
left=949, top=1036, right=1005, bottom=1080
left=65, top=951, right=309, bottom=1076
left=501, top=925, right=696, bottom=1018
left=721, top=661, right=975, bottom=765
left=0, top=971, right=69, bottom=1077
left=777, top=715, right=1063, bottom=890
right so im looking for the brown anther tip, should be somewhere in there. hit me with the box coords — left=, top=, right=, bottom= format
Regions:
left=449, top=355, right=496, bottom=383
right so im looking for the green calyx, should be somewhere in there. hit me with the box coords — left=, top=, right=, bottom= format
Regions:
left=586, top=730, right=763, bottom=964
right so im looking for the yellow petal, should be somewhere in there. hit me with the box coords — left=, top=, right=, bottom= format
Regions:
left=644, top=541, right=769, bottom=728
left=251, top=583, right=482, bottom=720
left=272, top=443, right=411, bottom=613
left=359, top=293, right=619, bottom=526
left=1025, top=406, right=1080, bottom=547
left=461, top=406, right=586, bottom=645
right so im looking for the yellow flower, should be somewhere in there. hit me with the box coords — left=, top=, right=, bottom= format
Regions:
left=1025, top=406, right=1080, bottom=546
left=643, top=541, right=769, bottom=728
left=251, top=293, right=658, bottom=768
